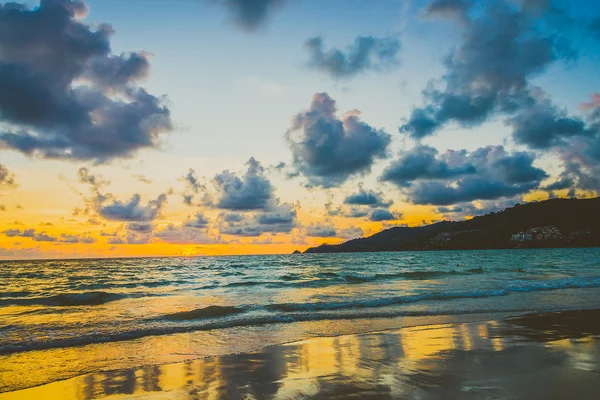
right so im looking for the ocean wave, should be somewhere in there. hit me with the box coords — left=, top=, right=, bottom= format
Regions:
left=0, top=291, right=131, bottom=307
left=162, top=306, right=245, bottom=321
left=0, top=307, right=521, bottom=356
left=269, top=276, right=600, bottom=312
left=223, top=281, right=268, bottom=288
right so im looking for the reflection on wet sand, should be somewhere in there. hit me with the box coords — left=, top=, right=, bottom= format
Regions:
left=2, top=311, right=600, bottom=399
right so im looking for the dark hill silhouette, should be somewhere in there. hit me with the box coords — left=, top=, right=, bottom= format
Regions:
left=304, top=198, right=600, bottom=253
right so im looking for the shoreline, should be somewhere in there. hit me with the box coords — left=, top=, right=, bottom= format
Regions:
left=2, top=308, right=600, bottom=399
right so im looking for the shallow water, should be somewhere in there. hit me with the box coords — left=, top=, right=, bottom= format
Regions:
left=3, top=311, right=600, bottom=399
left=2, top=248, right=600, bottom=358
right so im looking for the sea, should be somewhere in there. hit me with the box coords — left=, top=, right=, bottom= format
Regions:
left=2, top=248, right=600, bottom=391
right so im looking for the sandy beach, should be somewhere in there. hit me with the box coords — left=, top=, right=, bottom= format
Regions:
left=2, top=309, right=599, bottom=399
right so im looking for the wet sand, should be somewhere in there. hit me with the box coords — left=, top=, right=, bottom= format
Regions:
left=1, top=309, right=600, bottom=399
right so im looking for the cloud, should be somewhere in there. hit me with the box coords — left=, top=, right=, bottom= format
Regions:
left=217, top=203, right=297, bottom=237
left=77, top=167, right=109, bottom=191
left=338, top=227, right=365, bottom=240
left=305, top=35, right=401, bottom=79
left=380, top=145, right=476, bottom=187
left=216, top=0, right=284, bottom=32
left=211, top=157, right=276, bottom=210
left=590, top=16, right=600, bottom=39
left=400, top=0, right=575, bottom=139
left=436, top=198, right=520, bottom=219
left=0, top=163, right=16, bottom=188
left=83, top=51, right=151, bottom=90
left=98, top=193, right=167, bottom=222
left=286, top=93, right=391, bottom=188
left=370, top=209, right=401, bottom=221
left=134, top=174, right=152, bottom=184
left=305, top=223, right=337, bottom=237
left=511, top=92, right=600, bottom=194
left=107, top=236, right=125, bottom=245
left=59, top=233, right=96, bottom=244
left=3, top=228, right=57, bottom=242
left=183, top=213, right=210, bottom=229
left=382, top=145, right=548, bottom=205
left=3, top=228, right=34, bottom=238
left=425, top=0, right=472, bottom=22
left=506, top=91, right=588, bottom=149
left=343, top=186, right=392, bottom=208
left=0, top=0, right=172, bottom=162
left=126, top=222, right=153, bottom=233
left=154, top=224, right=223, bottom=245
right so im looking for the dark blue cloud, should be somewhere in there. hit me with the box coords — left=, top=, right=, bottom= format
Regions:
left=425, top=0, right=472, bottom=22
left=401, top=0, right=575, bottom=139
left=59, top=233, right=96, bottom=243
left=217, top=204, right=297, bottom=237
left=98, top=193, right=167, bottom=222
left=212, top=157, right=276, bottom=211
left=305, top=223, right=337, bottom=238
left=506, top=94, right=588, bottom=149
left=380, top=145, right=476, bottom=187
left=154, top=224, right=223, bottom=244
left=305, top=35, right=401, bottom=79
left=370, top=209, right=401, bottom=222
left=286, top=93, right=391, bottom=188
left=383, top=145, right=548, bottom=206
left=344, top=187, right=392, bottom=208
left=0, top=0, right=172, bottom=162
left=183, top=213, right=210, bottom=229
left=2, top=228, right=57, bottom=242
left=126, top=222, right=154, bottom=233
left=217, top=0, right=284, bottom=32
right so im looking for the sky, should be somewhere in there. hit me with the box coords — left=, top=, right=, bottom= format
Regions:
left=1, top=0, right=600, bottom=259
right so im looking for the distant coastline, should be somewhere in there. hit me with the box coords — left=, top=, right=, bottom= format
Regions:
left=301, top=197, right=600, bottom=254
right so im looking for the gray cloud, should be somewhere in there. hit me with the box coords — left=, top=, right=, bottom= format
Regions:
left=0, top=163, right=16, bottom=188
left=436, top=197, right=521, bottom=219
left=217, top=0, right=284, bottom=32
left=506, top=92, right=588, bottom=149
left=134, top=174, right=152, bottom=184
left=370, top=209, right=401, bottom=222
left=154, top=224, right=223, bottom=245
left=3, top=228, right=57, bottom=242
left=338, top=227, right=365, bottom=240
left=380, top=145, right=476, bottom=187
left=217, top=203, right=297, bottom=237
left=590, top=16, right=600, bottom=39
left=183, top=213, right=210, bottom=229
left=425, top=0, right=472, bottom=22
left=401, top=0, right=575, bottom=139
left=59, top=233, right=96, bottom=244
left=126, top=222, right=154, bottom=233
left=516, top=93, right=600, bottom=194
left=98, top=193, right=167, bottom=222
left=286, top=93, right=391, bottom=188
left=344, top=186, right=392, bottom=208
left=305, top=35, right=401, bottom=79
left=305, top=223, right=337, bottom=238
left=211, top=157, right=276, bottom=210
left=180, top=169, right=207, bottom=206
left=382, top=145, right=548, bottom=206
left=0, top=1, right=172, bottom=162
left=3, top=228, right=35, bottom=238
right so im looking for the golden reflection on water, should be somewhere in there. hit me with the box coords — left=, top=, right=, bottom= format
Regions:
left=0, top=319, right=558, bottom=400
left=2, top=318, right=599, bottom=400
